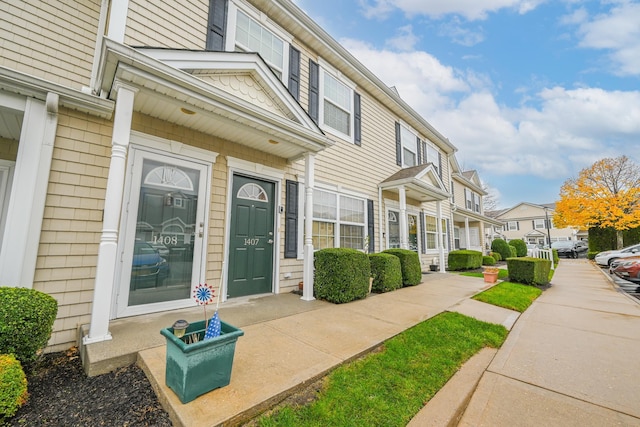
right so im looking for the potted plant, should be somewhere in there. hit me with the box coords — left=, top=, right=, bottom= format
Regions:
left=161, top=282, right=244, bottom=404
left=482, top=266, right=500, bottom=284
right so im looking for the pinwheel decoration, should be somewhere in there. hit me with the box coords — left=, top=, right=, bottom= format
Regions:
left=192, top=282, right=222, bottom=339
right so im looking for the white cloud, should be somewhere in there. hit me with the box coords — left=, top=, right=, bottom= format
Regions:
left=385, top=25, right=420, bottom=51
left=341, top=40, right=640, bottom=183
left=574, top=2, right=640, bottom=76
left=438, top=17, right=485, bottom=46
left=359, top=0, right=545, bottom=21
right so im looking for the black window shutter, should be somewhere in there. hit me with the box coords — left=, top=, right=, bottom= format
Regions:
left=416, top=137, right=422, bottom=164
left=206, top=0, right=228, bottom=51
left=284, top=180, right=298, bottom=258
left=288, top=46, right=300, bottom=100
left=420, top=213, right=426, bottom=254
left=532, top=220, right=535, bottom=229
left=438, top=152, right=443, bottom=178
left=367, top=199, right=375, bottom=253
left=308, top=60, right=320, bottom=124
left=445, top=219, right=451, bottom=251
left=395, top=122, right=402, bottom=166
left=422, top=141, right=427, bottom=164
left=451, top=181, right=454, bottom=202
left=354, top=93, right=362, bottom=146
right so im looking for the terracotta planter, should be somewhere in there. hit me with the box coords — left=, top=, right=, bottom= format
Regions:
left=161, top=320, right=244, bottom=404
left=483, top=271, right=498, bottom=284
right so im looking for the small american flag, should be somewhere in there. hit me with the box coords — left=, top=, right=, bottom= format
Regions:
left=204, top=311, right=221, bottom=339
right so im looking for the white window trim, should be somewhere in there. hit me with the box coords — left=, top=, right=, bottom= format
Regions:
left=318, top=59, right=356, bottom=143
left=296, top=181, right=370, bottom=258
left=399, top=123, right=418, bottom=168
left=226, top=0, right=292, bottom=85
left=534, top=219, right=545, bottom=229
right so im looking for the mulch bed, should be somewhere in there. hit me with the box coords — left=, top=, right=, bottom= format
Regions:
left=4, top=347, right=172, bottom=427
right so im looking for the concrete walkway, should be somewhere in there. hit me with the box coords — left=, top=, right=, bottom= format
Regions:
left=136, top=260, right=640, bottom=426
left=458, top=259, right=640, bottom=427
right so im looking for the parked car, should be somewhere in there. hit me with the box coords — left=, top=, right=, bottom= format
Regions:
left=611, top=256, right=640, bottom=283
left=131, top=241, right=170, bottom=288
left=594, top=243, right=640, bottom=267
left=551, top=240, right=588, bottom=258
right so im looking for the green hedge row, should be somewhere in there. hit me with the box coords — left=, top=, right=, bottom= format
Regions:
left=314, top=248, right=422, bottom=303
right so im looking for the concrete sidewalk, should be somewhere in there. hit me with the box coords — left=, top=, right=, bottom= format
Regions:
left=458, top=259, right=640, bottom=427
left=137, top=259, right=640, bottom=426
left=138, top=272, right=514, bottom=426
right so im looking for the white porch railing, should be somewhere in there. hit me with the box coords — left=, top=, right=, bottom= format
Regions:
left=529, top=248, right=555, bottom=270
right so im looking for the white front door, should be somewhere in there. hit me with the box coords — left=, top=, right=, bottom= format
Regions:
left=115, top=148, right=210, bottom=318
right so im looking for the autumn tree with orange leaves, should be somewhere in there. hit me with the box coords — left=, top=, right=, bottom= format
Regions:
left=554, top=156, right=640, bottom=249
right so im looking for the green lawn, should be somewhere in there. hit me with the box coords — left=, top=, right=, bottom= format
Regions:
left=459, top=268, right=509, bottom=280
left=472, top=281, right=542, bottom=312
left=257, top=312, right=507, bottom=427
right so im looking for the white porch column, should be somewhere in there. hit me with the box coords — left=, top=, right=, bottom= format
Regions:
left=302, top=152, right=315, bottom=301
left=436, top=200, right=446, bottom=272
left=464, top=217, right=471, bottom=250
left=84, top=83, right=136, bottom=344
left=0, top=94, right=58, bottom=287
left=398, top=186, right=408, bottom=249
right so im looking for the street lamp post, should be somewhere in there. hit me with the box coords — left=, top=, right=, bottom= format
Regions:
left=544, top=207, right=552, bottom=247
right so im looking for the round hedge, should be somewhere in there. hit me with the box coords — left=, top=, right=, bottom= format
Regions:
left=369, top=253, right=402, bottom=293
left=491, top=239, right=512, bottom=261
left=0, top=287, right=58, bottom=365
left=509, top=239, right=527, bottom=257
left=314, top=248, right=371, bottom=303
left=482, top=255, right=496, bottom=266
left=0, top=353, right=28, bottom=418
left=381, top=249, right=422, bottom=286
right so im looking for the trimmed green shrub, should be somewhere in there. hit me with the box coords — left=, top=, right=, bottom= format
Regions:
left=447, top=250, right=483, bottom=271
left=0, top=287, right=58, bottom=366
left=490, top=251, right=502, bottom=262
left=369, top=253, right=402, bottom=293
left=0, top=354, right=28, bottom=418
left=587, top=251, right=598, bottom=260
left=314, top=248, right=371, bottom=303
left=491, top=239, right=511, bottom=261
left=509, top=239, right=527, bottom=257
left=508, top=245, right=517, bottom=258
left=482, top=255, right=496, bottom=266
left=506, top=257, right=551, bottom=286
left=382, top=249, right=422, bottom=286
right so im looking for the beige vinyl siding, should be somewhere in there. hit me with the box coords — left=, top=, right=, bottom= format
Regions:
left=126, top=0, right=209, bottom=49
left=453, top=179, right=468, bottom=210
left=0, top=0, right=99, bottom=90
left=34, top=109, right=111, bottom=351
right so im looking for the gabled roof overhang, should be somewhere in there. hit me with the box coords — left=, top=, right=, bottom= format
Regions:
left=379, top=163, right=450, bottom=202
left=94, top=39, right=333, bottom=161
left=452, top=207, right=504, bottom=227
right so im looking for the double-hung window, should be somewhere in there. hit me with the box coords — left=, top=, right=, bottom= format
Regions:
left=424, top=215, right=447, bottom=250
left=534, top=219, right=545, bottom=229
left=318, top=64, right=356, bottom=141
left=425, top=142, right=439, bottom=172
left=312, top=189, right=366, bottom=250
left=227, top=1, right=291, bottom=82
left=400, top=124, right=417, bottom=167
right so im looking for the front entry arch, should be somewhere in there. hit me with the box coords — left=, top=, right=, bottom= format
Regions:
left=227, top=174, right=276, bottom=298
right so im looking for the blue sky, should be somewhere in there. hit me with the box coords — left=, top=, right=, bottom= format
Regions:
left=295, top=0, right=640, bottom=209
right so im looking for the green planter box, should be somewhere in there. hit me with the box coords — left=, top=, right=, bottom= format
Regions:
left=160, top=319, right=244, bottom=404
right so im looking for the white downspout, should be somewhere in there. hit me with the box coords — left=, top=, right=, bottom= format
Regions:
left=301, top=153, right=315, bottom=301
left=378, top=187, right=383, bottom=252
left=437, top=200, right=445, bottom=272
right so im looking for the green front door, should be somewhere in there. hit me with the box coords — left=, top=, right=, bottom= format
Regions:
left=228, top=175, right=275, bottom=298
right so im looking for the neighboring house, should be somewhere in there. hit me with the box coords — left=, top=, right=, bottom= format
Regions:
left=450, top=164, right=503, bottom=255
left=0, top=0, right=493, bottom=355
left=486, top=202, right=583, bottom=247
